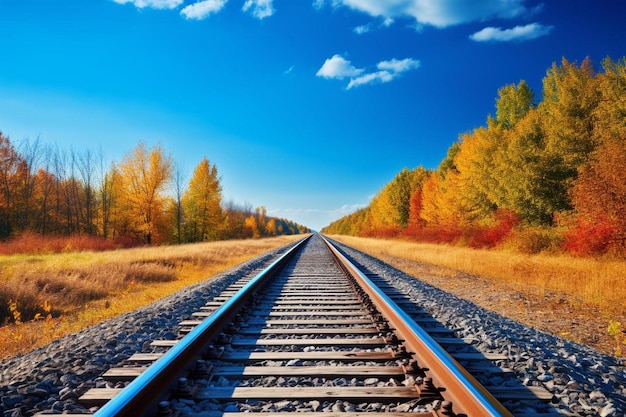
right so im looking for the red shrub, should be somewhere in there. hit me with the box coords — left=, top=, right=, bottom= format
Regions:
left=0, top=232, right=120, bottom=255
left=360, top=227, right=403, bottom=239
left=403, top=224, right=463, bottom=245
left=467, top=209, right=520, bottom=249
left=562, top=217, right=616, bottom=256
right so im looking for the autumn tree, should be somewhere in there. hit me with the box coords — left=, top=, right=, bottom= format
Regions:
left=15, top=137, right=42, bottom=232
left=420, top=144, right=477, bottom=229
left=265, top=218, right=277, bottom=236
left=568, top=57, right=626, bottom=254
left=0, top=132, right=23, bottom=238
left=117, top=143, right=173, bottom=244
left=222, top=200, right=253, bottom=239
left=245, top=215, right=260, bottom=239
left=98, top=163, right=119, bottom=239
left=182, top=157, right=223, bottom=242
left=255, top=206, right=267, bottom=236
left=168, top=164, right=184, bottom=244
left=367, top=167, right=430, bottom=232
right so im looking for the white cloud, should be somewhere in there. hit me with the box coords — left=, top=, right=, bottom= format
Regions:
left=331, top=0, right=530, bottom=28
left=354, top=23, right=372, bottom=34
left=318, top=55, right=419, bottom=89
left=470, top=22, right=553, bottom=42
left=316, top=55, right=364, bottom=79
left=113, top=0, right=183, bottom=9
left=181, top=0, right=228, bottom=19
left=243, top=0, right=275, bottom=19
left=347, top=72, right=391, bottom=89
left=377, top=57, right=420, bottom=73
left=346, top=57, right=419, bottom=89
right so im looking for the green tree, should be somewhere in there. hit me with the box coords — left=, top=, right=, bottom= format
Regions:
left=495, top=80, right=534, bottom=129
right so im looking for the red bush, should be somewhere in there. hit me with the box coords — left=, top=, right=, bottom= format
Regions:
left=0, top=232, right=120, bottom=255
left=403, top=224, right=463, bottom=245
left=467, top=209, right=520, bottom=249
left=360, top=227, right=404, bottom=239
left=562, top=217, right=616, bottom=256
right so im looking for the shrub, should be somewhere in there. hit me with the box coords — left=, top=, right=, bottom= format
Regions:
left=562, top=217, right=616, bottom=256
left=0, top=232, right=119, bottom=255
left=509, top=227, right=562, bottom=254
left=467, top=209, right=520, bottom=249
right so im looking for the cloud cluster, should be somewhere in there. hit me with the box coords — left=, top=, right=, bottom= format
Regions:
left=317, top=55, right=420, bottom=89
left=470, top=23, right=553, bottom=42
left=318, top=0, right=529, bottom=28
left=113, top=0, right=275, bottom=20
left=317, top=0, right=551, bottom=43
left=114, top=1, right=552, bottom=44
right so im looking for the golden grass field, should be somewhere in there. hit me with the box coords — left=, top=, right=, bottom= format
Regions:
left=0, top=235, right=305, bottom=360
left=2, top=233, right=624, bottom=360
left=330, top=235, right=626, bottom=316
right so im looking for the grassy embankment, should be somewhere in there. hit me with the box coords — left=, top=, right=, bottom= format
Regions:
left=0, top=235, right=305, bottom=360
left=329, top=235, right=626, bottom=355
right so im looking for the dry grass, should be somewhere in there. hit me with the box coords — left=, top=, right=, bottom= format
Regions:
left=329, top=235, right=626, bottom=317
left=0, top=235, right=306, bottom=360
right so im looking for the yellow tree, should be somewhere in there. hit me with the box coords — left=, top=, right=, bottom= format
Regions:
left=244, top=214, right=260, bottom=239
left=118, top=143, right=173, bottom=244
left=265, top=218, right=277, bottom=236
left=453, top=126, right=502, bottom=222
left=367, top=167, right=430, bottom=231
left=182, top=157, right=223, bottom=242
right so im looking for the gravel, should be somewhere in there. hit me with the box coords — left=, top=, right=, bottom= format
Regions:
left=1, top=235, right=625, bottom=416
left=329, top=237, right=626, bottom=417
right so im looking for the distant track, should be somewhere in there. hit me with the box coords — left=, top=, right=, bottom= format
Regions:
left=42, top=234, right=552, bottom=417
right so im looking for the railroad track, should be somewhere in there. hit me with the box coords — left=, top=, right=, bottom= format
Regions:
left=42, top=234, right=553, bottom=417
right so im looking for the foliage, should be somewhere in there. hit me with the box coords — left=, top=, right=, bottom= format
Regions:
left=0, top=232, right=120, bottom=255
left=0, top=132, right=309, bottom=248
left=181, top=157, right=223, bottom=242
left=508, top=227, right=563, bottom=254
left=322, top=55, right=626, bottom=257
left=562, top=217, right=616, bottom=257
left=117, top=143, right=173, bottom=244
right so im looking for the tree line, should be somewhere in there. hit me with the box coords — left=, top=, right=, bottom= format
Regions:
left=0, top=136, right=309, bottom=245
left=322, top=56, right=626, bottom=257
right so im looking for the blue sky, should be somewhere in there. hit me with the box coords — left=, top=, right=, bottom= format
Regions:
left=1, top=1, right=625, bottom=231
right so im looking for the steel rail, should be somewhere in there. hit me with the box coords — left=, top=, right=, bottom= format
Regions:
left=321, top=235, right=514, bottom=417
left=93, top=235, right=311, bottom=417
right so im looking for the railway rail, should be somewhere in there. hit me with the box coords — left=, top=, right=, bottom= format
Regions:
left=40, top=234, right=553, bottom=417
